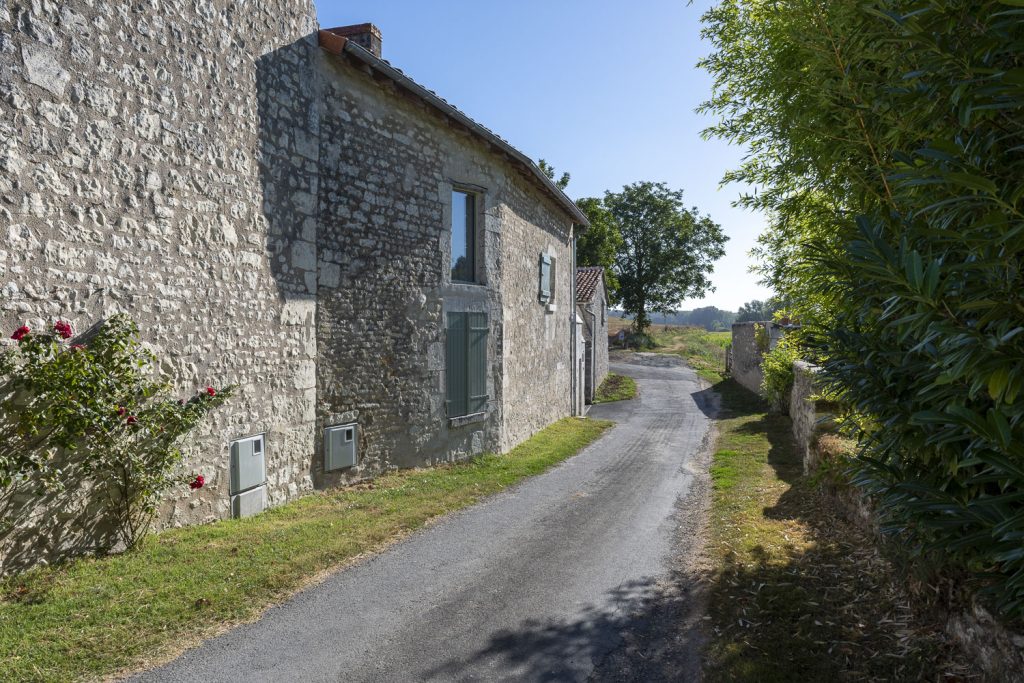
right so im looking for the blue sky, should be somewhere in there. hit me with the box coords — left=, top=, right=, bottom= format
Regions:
left=314, top=0, right=774, bottom=312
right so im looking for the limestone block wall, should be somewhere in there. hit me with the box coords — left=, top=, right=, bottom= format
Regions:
left=730, top=321, right=765, bottom=395
left=499, top=181, right=574, bottom=451
left=313, top=51, right=574, bottom=478
left=791, top=360, right=824, bottom=473
left=0, top=0, right=319, bottom=570
left=577, top=293, right=608, bottom=403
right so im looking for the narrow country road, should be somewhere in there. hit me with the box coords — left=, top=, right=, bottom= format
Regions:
left=136, top=355, right=716, bottom=683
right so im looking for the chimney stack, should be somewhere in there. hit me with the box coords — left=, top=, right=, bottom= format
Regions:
left=323, top=23, right=382, bottom=58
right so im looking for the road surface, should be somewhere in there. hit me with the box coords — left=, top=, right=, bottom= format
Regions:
left=136, top=353, right=715, bottom=682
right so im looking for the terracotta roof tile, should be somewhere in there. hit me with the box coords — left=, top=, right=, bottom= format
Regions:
left=575, top=266, right=604, bottom=303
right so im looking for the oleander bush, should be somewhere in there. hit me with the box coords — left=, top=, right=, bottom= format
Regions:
left=702, top=0, right=1024, bottom=618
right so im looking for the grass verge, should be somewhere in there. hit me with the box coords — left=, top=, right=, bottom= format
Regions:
left=0, top=417, right=612, bottom=682
left=593, top=373, right=638, bottom=403
left=702, top=381, right=974, bottom=681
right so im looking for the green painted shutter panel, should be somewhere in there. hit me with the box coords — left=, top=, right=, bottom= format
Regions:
left=468, top=312, right=489, bottom=414
left=446, top=313, right=468, bottom=417
left=539, top=254, right=552, bottom=303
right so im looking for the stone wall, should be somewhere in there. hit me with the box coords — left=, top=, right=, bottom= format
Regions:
left=789, top=360, right=838, bottom=474
left=313, top=52, right=507, bottom=482
left=498, top=181, right=574, bottom=451
left=0, top=0, right=319, bottom=571
left=0, top=3, right=583, bottom=572
left=729, top=321, right=765, bottom=395
left=576, top=281, right=608, bottom=403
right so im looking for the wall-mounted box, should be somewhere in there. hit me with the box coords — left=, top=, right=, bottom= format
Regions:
left=230, top=434, right=266, bottom=495
left=229, top=434, right=266, bottom=518
left=325, top=423, right=358, bottom=471
left=231, top=485, right=267, bottom=519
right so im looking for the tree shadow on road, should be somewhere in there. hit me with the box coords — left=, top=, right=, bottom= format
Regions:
left=423, top=574, right=705, bottom=682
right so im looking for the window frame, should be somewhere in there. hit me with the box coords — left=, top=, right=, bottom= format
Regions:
left=450, top=187, right=482, bottom=285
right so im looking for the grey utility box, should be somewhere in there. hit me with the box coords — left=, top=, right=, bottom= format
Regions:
left=231, top=486, right=267, bottom=519
left=229, top=434, right=267, bottom=518
left=325, top=423, right=358, bottom=472
left=230, top=434, right=266, bottom=495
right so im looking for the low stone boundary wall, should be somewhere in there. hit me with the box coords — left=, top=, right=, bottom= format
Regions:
left=790, top=359, right=1024, bottom=679
left=729, top=322, right=765, bottom=395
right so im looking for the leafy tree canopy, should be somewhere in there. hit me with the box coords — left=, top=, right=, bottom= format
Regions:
left=575, top=197, right=624, bottom=303
left=538, top=159, right=570, bottom=191
left=605, top=182, right=726, bottom=332
left=736, top=298, right=784, bottom=323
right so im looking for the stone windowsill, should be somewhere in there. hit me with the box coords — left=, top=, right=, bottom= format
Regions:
left=448, top=411, right=487, bottom=429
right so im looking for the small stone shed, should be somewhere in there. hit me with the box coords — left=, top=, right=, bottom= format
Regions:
left=0, top=4, right=590, bottom=571
left=575, top=267, right=609, bottom=403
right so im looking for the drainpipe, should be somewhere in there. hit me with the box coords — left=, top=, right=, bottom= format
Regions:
left=570, top=229, right=577, bottom=416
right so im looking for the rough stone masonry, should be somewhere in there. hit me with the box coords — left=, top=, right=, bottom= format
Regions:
left=0, top=1, right=587, bottom=571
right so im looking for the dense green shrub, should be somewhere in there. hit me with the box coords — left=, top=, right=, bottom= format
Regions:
left=0, top=315, right=233, bottom=549
left=761, top=335, right=801, bottom=412
left=702, top=1, right=1024, bottom=618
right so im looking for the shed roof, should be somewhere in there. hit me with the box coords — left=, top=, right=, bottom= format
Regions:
left=317, top=29, right=589, bottom=228
left=575, top=266, right=605, bottom=303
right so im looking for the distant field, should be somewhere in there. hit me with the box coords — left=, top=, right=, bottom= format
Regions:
left=607, top=315, right=730, bottom=383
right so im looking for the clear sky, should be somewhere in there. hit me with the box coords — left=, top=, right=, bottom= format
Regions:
left=314, top=0, right=774, bottom=312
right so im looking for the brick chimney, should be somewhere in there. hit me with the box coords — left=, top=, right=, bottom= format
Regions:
left=323, top=23, right=382, bottom=58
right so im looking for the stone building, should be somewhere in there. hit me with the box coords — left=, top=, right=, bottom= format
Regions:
left=0, top=3, right=588, bottom=571
left=575, top=266, right=609, bottom=404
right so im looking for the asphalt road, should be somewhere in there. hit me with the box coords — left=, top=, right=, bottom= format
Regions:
left=135, top=354, right=715, bottom=683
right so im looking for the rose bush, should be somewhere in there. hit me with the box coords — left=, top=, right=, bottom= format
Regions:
left=0, top=314, right=234, bottom=550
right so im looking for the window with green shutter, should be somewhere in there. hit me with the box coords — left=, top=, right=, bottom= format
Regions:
left=446, top=312, right=489, bottom=417
left=539, top=254, right=552, bottom=303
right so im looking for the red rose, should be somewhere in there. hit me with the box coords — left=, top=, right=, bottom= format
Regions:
left=205, top=387, right=216, bottom=397
left=117, top=406, right=127, bottom=416
left=125, top=415, right=138, bottom=425
left=10, top=326, right=29, bottom=341
left=70, top=343, right=85, bottom=352
left=53, top=320, right=73, bottom=339
left=189, top=474, right=205, bottom=490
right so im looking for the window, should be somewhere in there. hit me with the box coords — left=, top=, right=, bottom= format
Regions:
left=451, top=190, right=476, bottom=283
left=446, top=312, right=488, bottom=417
left=538, top=253, right=555, bottom=304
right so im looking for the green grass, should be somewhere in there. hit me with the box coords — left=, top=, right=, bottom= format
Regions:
left=702, top=382, right=972, bottom=681
left=648, top=326, right=731, bottom=383
left=0, top=417, right=612, bottom=682
left=593, top=373, right=638, bottom=403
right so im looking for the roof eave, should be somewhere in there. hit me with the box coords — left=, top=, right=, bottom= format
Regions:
left=317, top=30, right=589, bottom=228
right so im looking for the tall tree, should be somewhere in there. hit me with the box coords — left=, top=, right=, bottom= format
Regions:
left=606, top=182, right=726, bottom=333
left=538, top=159, right=570, bottom=191
left=736, top=298, right=783, bottom=323
left=574, top=197, right=623, bottom=303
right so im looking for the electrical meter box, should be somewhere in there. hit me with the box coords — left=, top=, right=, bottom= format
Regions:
left=229, top=434, right=267, bottom=518
left=325, top=423, right=358, bottom=471
left=231, top=485, right=267, bottom=519
left=230, top=434, right=266, bottom=495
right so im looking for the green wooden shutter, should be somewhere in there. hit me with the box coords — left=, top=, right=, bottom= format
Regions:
left=468, top=312, right=489, bottom=414
left=539, top=254, right=552, bottom=303
left=446, top=313, right=468, bottom=417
